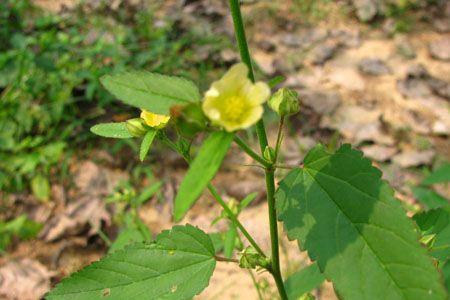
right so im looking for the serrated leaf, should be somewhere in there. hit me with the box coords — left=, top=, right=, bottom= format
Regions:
left=174, top=131, right=234, bottom=221
left=139, top=129, right=157, bottom=162
left=414, top=208, right=450, bottom=262
left=276, top=144, right=446, bottom=300
left=284, top=263, right=325, bottom=300
left=101, top=71, right=200, bottom=115
left=423, top=163, right=450, bottom=185
left=90, top=123, right=133, bottom=139
left=412, top=186, right=449, bottom=210
left=441, top=260, right=450, bottom=291
left=108, top=227, right=147, bottom=253
left=47, top=225, right=216, bottom=300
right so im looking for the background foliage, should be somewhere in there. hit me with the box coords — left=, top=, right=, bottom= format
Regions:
left=0, top=0, right=228, bottom=195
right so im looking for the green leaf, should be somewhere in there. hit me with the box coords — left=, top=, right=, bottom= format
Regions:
left=412, top=186, right=449, bottom=210
left=109, top=227, right=147, bottom=253
left=5, top=214, right=42, bottom=240
left=223, top=225, right=237, bottom=259
left=174, top=131, right=234, bottom=221
left=139, top=129, right=157, bottom=162
left=47, top=225, right=216, bottom=300
left=31, top=174, right=50, bottom=202
left=239, top=192, right=258, bottom=210
left=268, top=75, right=285, bottom=88
left=133, top=181, right=162, bottom=206
left=101, top=71, right=200, bottom=115
left=414, top=208, right=450, bottom=262
left=90, top=123, right=133, bottom=139
left=441, top=260, right=450, bottom=291
left=276, top=144, right=446, bottom=300
left=209, top=232, right=225, bottom=254
left=0, top=214, right=42, bottom=250
left=423, top=163, right=450, bottom=185
left=284, top=263, right=325, bottom=300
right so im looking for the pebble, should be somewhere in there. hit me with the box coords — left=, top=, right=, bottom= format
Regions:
left=358, top=58, right=391, bottom=75
left=298, top=89, right=342, bottom=115
left=429, top=37, right=450, bottom=61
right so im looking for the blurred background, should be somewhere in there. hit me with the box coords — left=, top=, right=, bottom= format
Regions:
left=0, top=0, right=449, bottom=299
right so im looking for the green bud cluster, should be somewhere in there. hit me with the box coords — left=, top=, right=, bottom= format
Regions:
left=268, top=87, right=300, bottom=117
left=239, top=246, right=270, bottom=270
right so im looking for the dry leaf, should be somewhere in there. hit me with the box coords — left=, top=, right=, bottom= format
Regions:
left=0, top=259, right=54, bottom=300
left=39, top=196, right=110, bottom=242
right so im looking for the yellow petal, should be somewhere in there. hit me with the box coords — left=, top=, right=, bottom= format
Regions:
left=140, top=110, right=170, bottom=128
left=238, top=105, right=264, bottom=129
left=244, top=82, right=271, bottom=105
left=209, top=63, right=250, bottom=97
left=201, top=63, right=270, bottom=132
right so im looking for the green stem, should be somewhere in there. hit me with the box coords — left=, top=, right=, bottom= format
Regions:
left=207, top=184, right=266, bottom=258
left=234, top=136, right=271, bottom=168
left=265, top=170, right=287, bottom=299
left=215, top=256, right=239, bottom=263
left=228, top=0, right=268, bottom=153
left=248, top=269, right=265, bottom=300
left=274, top=117, right=285, bottom=163
left=159, top=133, right=266, bottom=258
left=228, top=1, right=287, bottom=299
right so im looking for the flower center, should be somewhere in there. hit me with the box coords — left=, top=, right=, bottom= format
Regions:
left=222, top=95, right=247, bottom=122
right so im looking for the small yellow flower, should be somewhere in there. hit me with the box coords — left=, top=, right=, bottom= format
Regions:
left=202, top=63, right=270, bottom=132
left=140, top=110, right=170, bottom=128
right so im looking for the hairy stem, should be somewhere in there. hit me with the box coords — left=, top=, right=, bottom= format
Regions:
left=228, top=1, right=288, bottom=299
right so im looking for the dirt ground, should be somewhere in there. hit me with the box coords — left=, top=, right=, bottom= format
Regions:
left=2, top=0, right=450, bottom=299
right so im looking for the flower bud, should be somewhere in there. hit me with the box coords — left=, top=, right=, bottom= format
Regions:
left=263, top=146, right=275, bottom=163
left=239, top=246, right=270, bottom=270
left=268, top=88, right=300, bottom=117
left=126, top=118, right=147, bottom=137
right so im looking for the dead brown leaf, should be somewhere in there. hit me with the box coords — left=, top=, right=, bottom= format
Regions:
left=39, top=196, right=110, bottom=242
left=0, top=259, right=54, bottom=300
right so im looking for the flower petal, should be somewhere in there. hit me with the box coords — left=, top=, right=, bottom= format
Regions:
left=210, top=63, right=250, bottom=97
left=245, top=82, right=271, bottom=105
left=140, top=110, right=170, bottom=128
left=239, top=105, right=264, bottom=129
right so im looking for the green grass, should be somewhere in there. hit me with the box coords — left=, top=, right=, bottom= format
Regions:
left=0, top=0, right=230, bottom=196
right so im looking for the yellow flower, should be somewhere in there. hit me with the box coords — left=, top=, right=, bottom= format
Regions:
left=140, top=110, right=170, bottom=128
left=202, top=63, right=270, bottom=132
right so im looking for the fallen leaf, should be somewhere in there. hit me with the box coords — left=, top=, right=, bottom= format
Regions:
left=73, top=160, right=128, bottom=197
left=298, top=89, right=342, bottom=115
left=361, top=144, right=398, bottom=162
left=327, top=68, right=366, bottom=91
left=39, top=196, right=110, bottom=242
left=392, top=150, right=435, bottom=168
left=0, top=258, right=54, bottom=300
left=321, top=106, right=394, bottom=145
